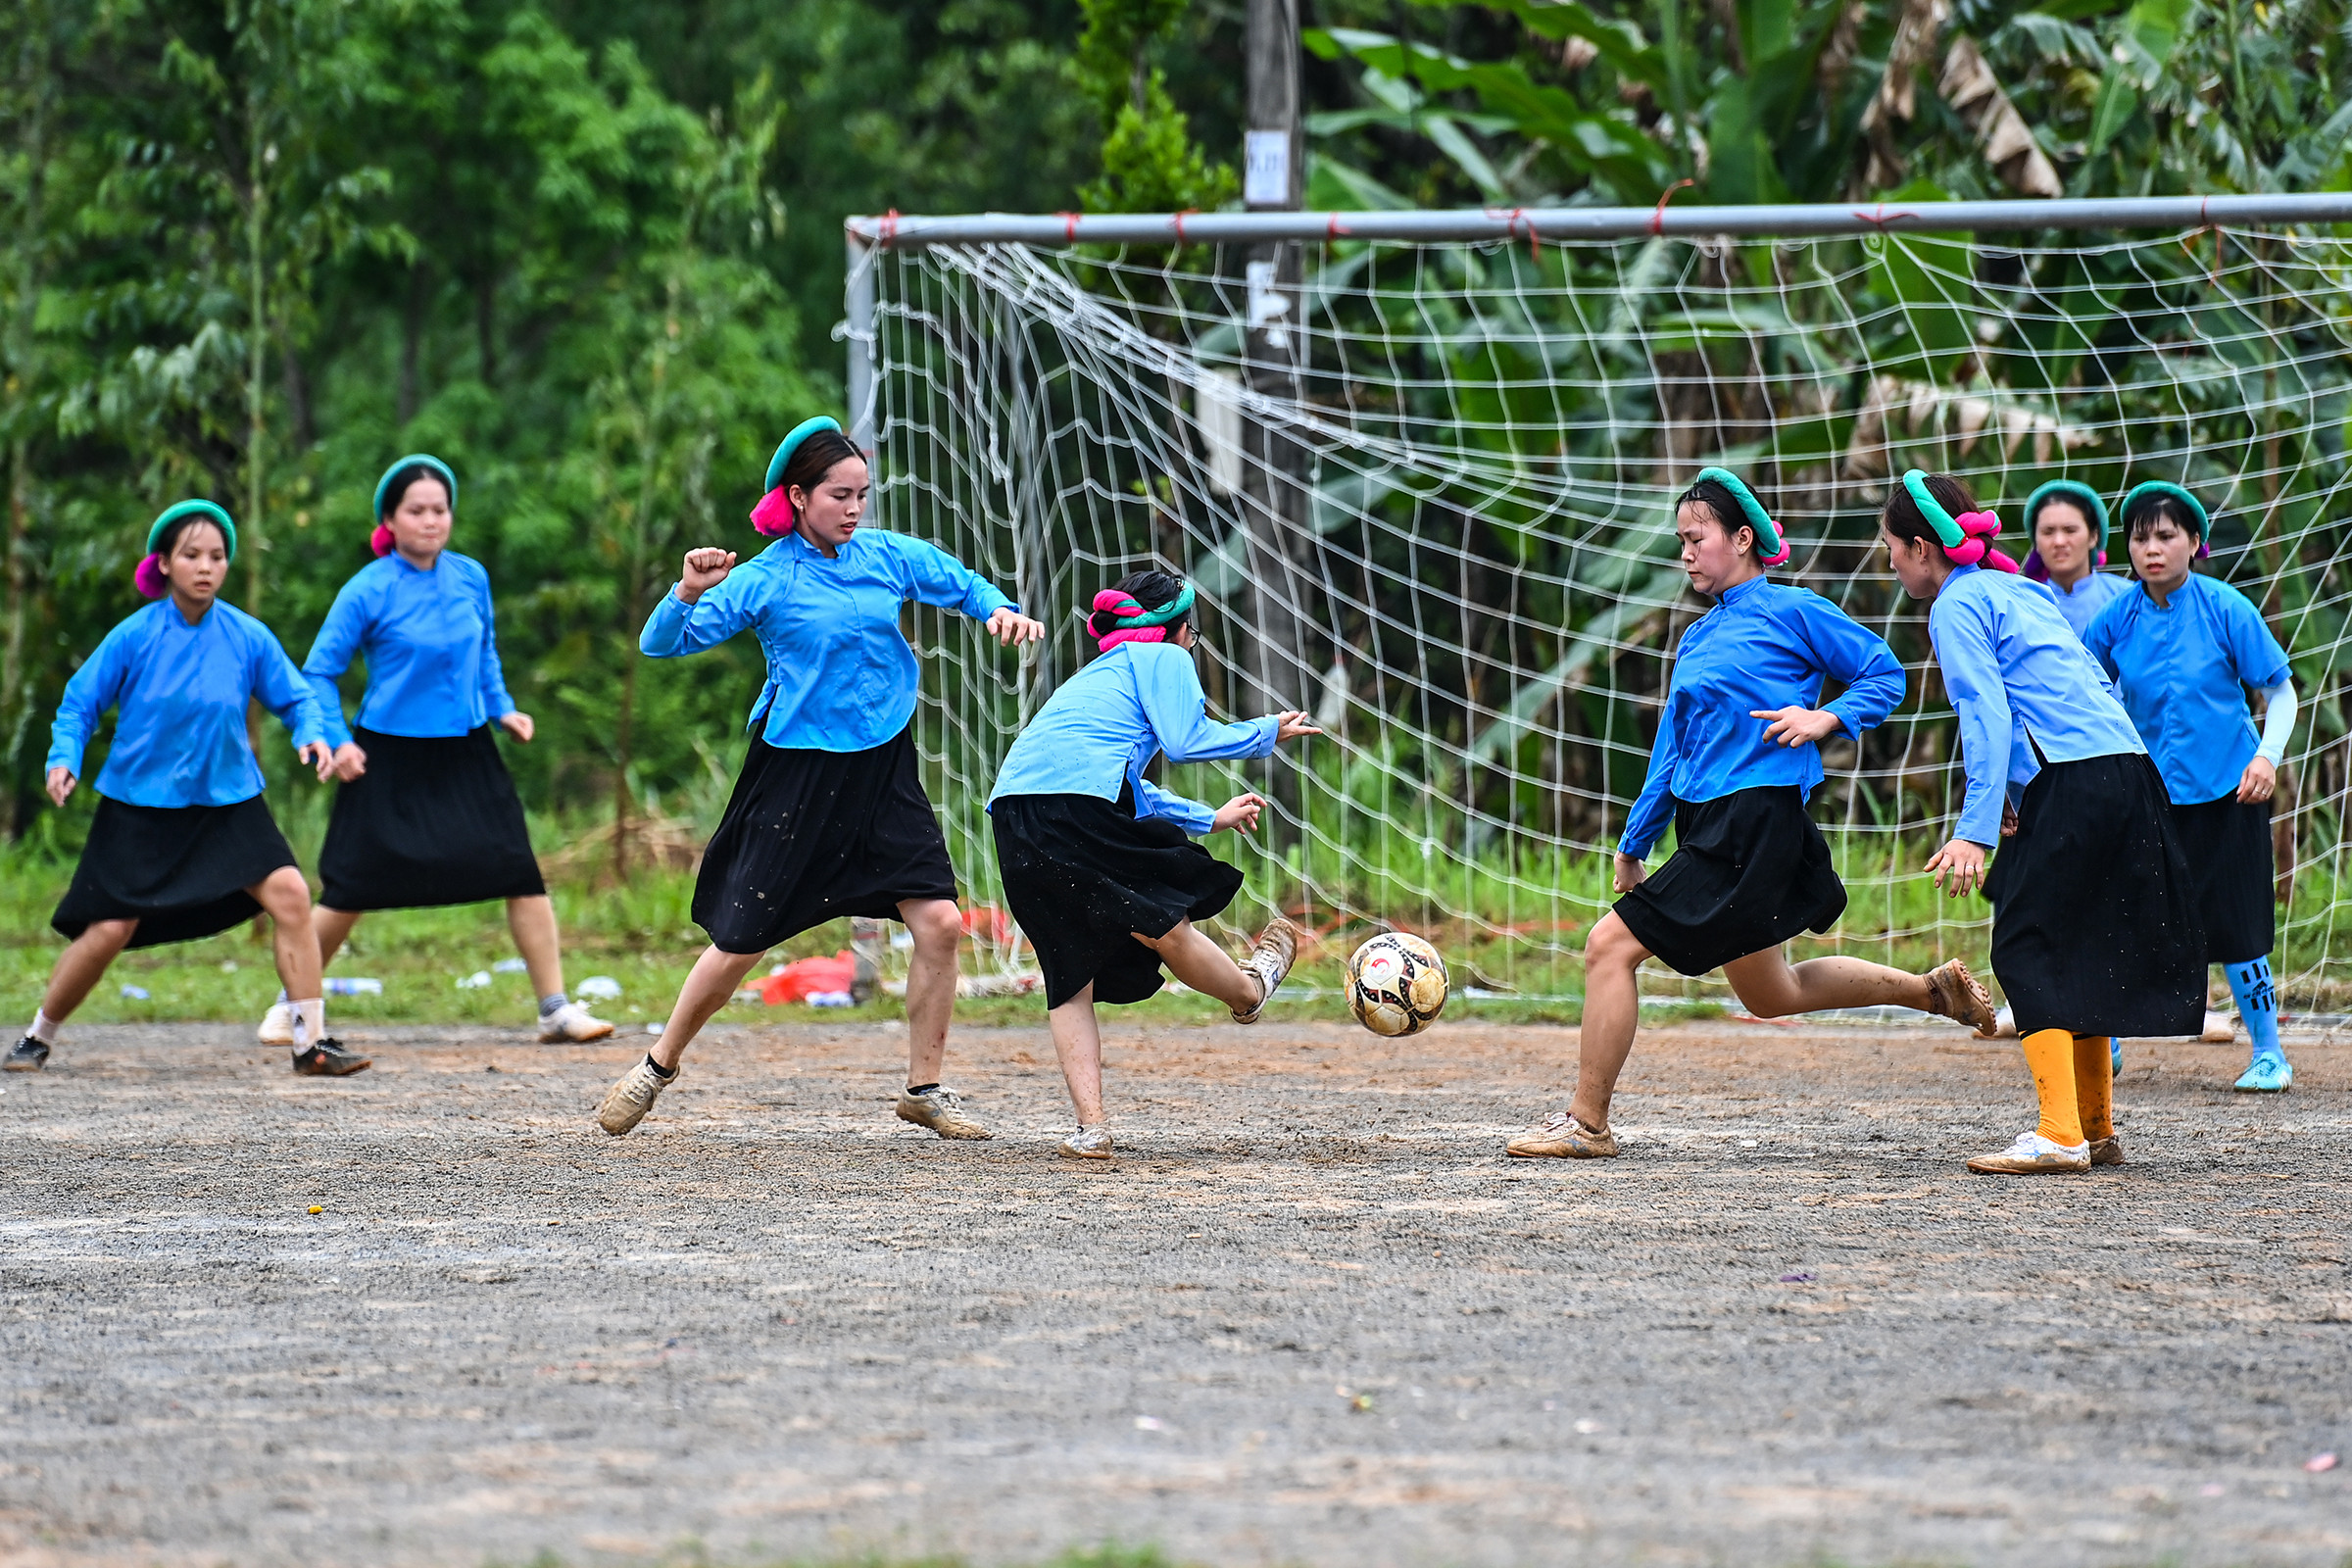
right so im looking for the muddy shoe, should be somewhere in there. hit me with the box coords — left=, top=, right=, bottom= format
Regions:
left=2201, top=1010, right=2238, bottom=1044
left=1231, top=916, right=1303, bottom=1023
left=538, top=1001, right=614, bottom=1044
left=2087, top=1134, right=2126, bottom=1167
left=4, top=1037, right=49, bottom=1073
left=1922, top=959, right=1999, bottom=1036
left=1505, top=1109, right=1619, bottom=1159
left=896, top=1084, right=992, bottom=1140
left=291, top=1040, right=371, bottom=1077
left=1059, top=1123, right=1114, bottom=1160
left=257, top=1001, right=296, bottom=1047
left=1965, top=1131, right=2089, bottom=1175
left=598, top=1056, right=675, bottom=1135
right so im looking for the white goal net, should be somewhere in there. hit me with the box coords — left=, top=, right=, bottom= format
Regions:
left=856, top=207, right=2352, bottom=1005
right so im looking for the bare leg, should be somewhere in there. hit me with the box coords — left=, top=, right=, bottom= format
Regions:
left=39, top=919, right=140, bottom=1022
left=898, top=898, right=961, bottom=1087
left=1568, top=912, right=1651, bottom=1133
left=250, top=867, right=320, bottom=1002
left=313, top=906, right=362, bottom=969
left=1719, top=948, right=1932, bottom=1018
left=1047, top=984, right=1104, bottom=1124
left=649, top=946, right=766, bottom=1071
left=505, top=896, right=565, bottom=999
left=1133, top=919, right=1257, bottom=1011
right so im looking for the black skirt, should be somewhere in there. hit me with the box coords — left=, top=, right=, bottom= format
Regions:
left=694, top=728, right=957, bottom=955
left=1613, top=786, right=1848, bottom=976
left=318, top=726, right=546, bottom=911
left=1984, top=752, right=2205, bottom=1038
left=2168, top=793, right=2274, bottom=964
left=52, top=795, right=297, bottom=950
left=991, top=783, right=1246, bottom=1008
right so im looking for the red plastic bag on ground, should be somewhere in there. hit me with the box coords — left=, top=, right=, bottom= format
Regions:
left=760, top=950, right=857, bottom=1004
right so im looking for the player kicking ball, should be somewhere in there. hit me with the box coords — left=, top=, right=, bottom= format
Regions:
left=986, top=570, right=1317, bottom=1159
left=1509, top=469, right=1997, bottom=1161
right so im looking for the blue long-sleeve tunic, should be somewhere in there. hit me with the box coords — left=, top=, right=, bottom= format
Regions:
left=302, top=552, right=514, bottom=748
left=640, top=529, right=1014, bottom=752
left=2080, top=573, right=2292, bottom=807
left=2045, top=570, right=2131, bottom=639
left=987, top=642, right=1279, bottom=834
left=47, top=600, right=327, bottom=808
left=1619, top=576, right=1906, bottom=859
left=1928, top=564, right=2146, bottom=848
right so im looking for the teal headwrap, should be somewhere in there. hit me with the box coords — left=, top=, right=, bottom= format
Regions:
left=1690, top=467, right=1790, bottom=566
left=372, top=454, right=458, bottom=520
left=2119, top=480, right=2210, bottom=538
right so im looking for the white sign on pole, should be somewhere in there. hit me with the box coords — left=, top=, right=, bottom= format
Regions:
left=1245, top=130, right=1291, bottom=207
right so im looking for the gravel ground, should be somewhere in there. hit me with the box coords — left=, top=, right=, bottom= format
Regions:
left=1, top=1017, right=2347, bottom=1568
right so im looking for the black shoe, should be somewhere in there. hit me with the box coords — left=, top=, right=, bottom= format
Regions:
left=3, top=1037, right=48, bottom=1072
left=291, top=1039, right=371, bottom=1077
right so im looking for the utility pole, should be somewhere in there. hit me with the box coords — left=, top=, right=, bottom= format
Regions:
left=1242, top=0, right=1313, bottom=853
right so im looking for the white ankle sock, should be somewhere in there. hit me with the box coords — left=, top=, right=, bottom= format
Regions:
left=292, top=998, right=326, bottom=1048
left=27, top=1009, right=60, bottom=1044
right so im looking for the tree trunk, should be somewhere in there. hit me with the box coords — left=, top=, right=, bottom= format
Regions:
left=613, top=642, right=635, bottom=882
left=3, top=0, right=53, bottom=840
left=399, top=259, right=425, bottom=425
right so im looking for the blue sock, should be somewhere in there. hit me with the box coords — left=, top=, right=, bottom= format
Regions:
left=2226, top=956, right=2283, bottom=1066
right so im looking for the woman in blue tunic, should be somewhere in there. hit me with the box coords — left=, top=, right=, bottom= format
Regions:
left=2020, top=479, right=2130, bottom=637
left=268, top=455, right=611, bottom=1049
left=598, top=416, right=1044, bottom=1138
left=1884, top=470, right=2204, bottom=1173
left=2082, top=482, right=2298, bottom=1093
left=988, top=569, right=1319, bottom=1159
left=5, top=502, right=369, bottom=1077
left=1506, top=470, right=1998, bottom=1162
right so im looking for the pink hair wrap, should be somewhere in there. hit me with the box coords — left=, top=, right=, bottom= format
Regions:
left=749, top=486, right=796, bottom=537
left=133, top=554, right=169, bottom=599
left=370, top=523, right=395, bottom=558
left=1092, top=589, right=1170, bottom=652
left=1943, top=510, right=2021, bottom=575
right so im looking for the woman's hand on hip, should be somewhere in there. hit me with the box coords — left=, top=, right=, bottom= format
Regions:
left=1213, top=793, right=1266, bottom=834
left=2237, top=757, right=2277, bottom=804
left=330, top=743, right=368, bottom=782
left=677, top=548, right=737, bottom=602
left=45, top=767, right=74, bottom=808
left=499, top=710, right=535, bottom=744
left=1611, top=852, right=1647, bottom=894
left=1925, top=837, right=1988, bottom=898
left=1750, top=706, right=1843, bottom=748
left=985, top=607, right=1045, bottom=646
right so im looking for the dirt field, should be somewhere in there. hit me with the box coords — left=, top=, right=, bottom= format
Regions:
left=2, top=1015, right=2347, bottom=1568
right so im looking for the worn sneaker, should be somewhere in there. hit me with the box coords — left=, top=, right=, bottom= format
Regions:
left=2233, top=1055, right=2293, bottom=1094
left=1922, top=959, right=1999, bottom=1036
left=2201, top=1010, right=2238, bottom=1044
left=1231, top=916, right=1303, bottom=1024
left=4, top=1037, right=49, bottom=1073
left=598, top=1057, right=674, bottom=1135
left=896, top=1084, right=992, bottom=1140
left=1505, top=1109, right=1619, bottom=1159
left=290, top=1039, right=371, bottom=1077
left=538, top=1001, right=615, bottom=1044
left=1059, top=1123, right=1114, bottom=1160
left=2087, top=1134, right=2126, bottom=1167
left=1965, top=1130, right=2090, bottom=1175
left=257, top=1001, right=296, bottom=1047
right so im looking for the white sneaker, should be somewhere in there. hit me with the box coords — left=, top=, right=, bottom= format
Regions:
left=1965, top=1130, right=2090, bottom=1175
left=1059, top=1123, right=1114, bottom=1159
left=257, top=1001, right=296, bottom=1047
left=597, top=1057, right=673, bottom=1136
left=895, top=1085, right=992, bottom=1140
left=540, top=1001, right=615, bottom=1043
left=2200, top=1009, right=2237, bottom=1044
left=1990, top=1005, right=2019, bottom=1039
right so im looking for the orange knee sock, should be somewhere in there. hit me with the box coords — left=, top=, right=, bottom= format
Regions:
left=2020, top=1028, right=2084, bottom=1147
left=2072, top=1035, right=2114, bottom=1142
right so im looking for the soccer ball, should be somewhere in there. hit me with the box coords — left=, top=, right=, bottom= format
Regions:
left=1347, top=932, right=1449, bottom=1037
